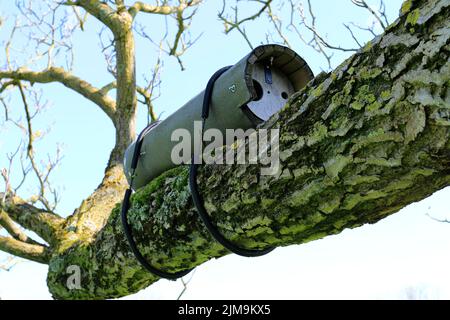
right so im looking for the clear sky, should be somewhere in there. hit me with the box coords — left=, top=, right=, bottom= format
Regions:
left=0, top=0, right=449, bottom=299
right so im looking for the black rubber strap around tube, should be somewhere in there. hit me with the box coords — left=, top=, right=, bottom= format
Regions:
left=121, top=121, right=193, bottom=280
left=189, top=66, right=275, bottom=257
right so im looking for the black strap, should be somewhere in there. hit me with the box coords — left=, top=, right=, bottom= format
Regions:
left=189, top=66, right=275, bottom=257
left=121, top=121, right=193, bottom=280
left=121, top=66, right=274, bottom=279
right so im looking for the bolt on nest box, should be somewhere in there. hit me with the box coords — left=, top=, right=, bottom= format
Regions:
left=124, top=44, right=314, bottom=190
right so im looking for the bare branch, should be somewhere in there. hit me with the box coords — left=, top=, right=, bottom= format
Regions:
left=11, top=1, right=80, bottom=71
left=15, top=82, right=61, bottom=212
left=129, top=1, right=179, bottom=17
left=134, top=2, right=202, bottom=71
left=0, top=235, right=50, bottom=264
left=1, top=84, right=61, bottom=207
left=99, top=26, right=118, bottom=78
left=0, top=209, right=44, bottom=246
left=99, top=80, right=117, bottom=95
left=426, top=213, right=450, bottom=224
left=351, top=0, right=387, bottom=30
left=0, top=141, right=31, bottom=200
left=4, top=19, right=19, bottom=70
left=0, top=256, right=20, bottom=272
left=1, top=82, right=65, bottom=236
left=0, top=80, right=16, bottom=94
left=129, top=0, right=203, bottom=18
left=267, top=3, right=291, bottom=48
left=0, top=68, right=116, bottom=120
left=64, top=0, right=121, bottom=33
left=167, top=1, right=203, bottom=70
left=302, top=0, right=358, bottom=53
left=71, top=6, right=89, bottom=31
left=348, top=21, right=378, bottom=38
left=177, top=269, right=196, bottom=300
left=219, top=0, right=273, bottom=34
left=137, top=86, right=158, bottom=123
left=287, top=0, right=359, bottom=70
left=17, top=82, right=49, bottom=211
left=343, top=23, right=363, bottom=48
left=1, top=193, right=65, bottom=246
left=218, top=0, right=274, bottom=49
left=1, top=146, right=21, bottom=198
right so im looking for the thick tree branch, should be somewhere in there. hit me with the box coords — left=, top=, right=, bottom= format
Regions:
left=1, top=194, right=65, bottom=246
left=129, top=1, right=202, bottom=18
left=45, top=0, right=450, bottom=299
left=64, top=0, right=121, bottom=33
left=0, top=209, right=43, bottom=245
left=0, top=80, right=16, bottom=94
left=0, top=68, right=116, bottom=120
left=63, top=164, right=128, bottom=242
left=99, top=81, right=117, bottom=95
left=0, top=235, right=50, bottom=264
left=129, top=2, right=179, bottom=17
left=108, top=19, right=137, bottom=166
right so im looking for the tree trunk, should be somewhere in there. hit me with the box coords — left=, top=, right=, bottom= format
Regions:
left=46, top=0, right=450, bottom=299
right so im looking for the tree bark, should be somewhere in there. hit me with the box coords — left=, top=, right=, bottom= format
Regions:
left=41, top=0, right=450, bottom=299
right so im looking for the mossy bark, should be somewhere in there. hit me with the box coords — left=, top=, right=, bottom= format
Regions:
left=47, top=0, right=450, bottom=299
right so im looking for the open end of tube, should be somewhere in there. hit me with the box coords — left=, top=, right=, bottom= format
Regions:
left=246, top=62, right=295, bottom=121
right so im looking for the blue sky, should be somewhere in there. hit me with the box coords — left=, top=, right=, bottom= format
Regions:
left=1, top=0, right=449, bottom=299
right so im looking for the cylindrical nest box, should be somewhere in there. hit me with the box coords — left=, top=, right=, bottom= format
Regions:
left=124, top=44, right=314, bottom=190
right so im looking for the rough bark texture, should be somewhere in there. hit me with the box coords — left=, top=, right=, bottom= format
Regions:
left=42, top=0, right=450, bottom=299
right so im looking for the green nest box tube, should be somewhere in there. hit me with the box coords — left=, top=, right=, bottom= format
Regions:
left=124, top=44, right=314, bottom=190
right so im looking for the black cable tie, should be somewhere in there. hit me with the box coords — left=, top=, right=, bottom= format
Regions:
left=201, top=66, right=232, bottom=120
left=121, top=121, right=193, bottom=280
left=189, top=66, right=275, bottom=257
